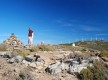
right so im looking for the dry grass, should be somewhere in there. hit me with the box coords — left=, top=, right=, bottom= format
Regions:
left=0, top=44, right=7, bottom=51
left=16, top=68, right=33, bottom=80
left=62, top=45, right=74, bottom=51
left=99, top=50, right=108, bottom=58
left=14, top=49, right=31, bottom=57
left=31, top=44, right=55, bottom=52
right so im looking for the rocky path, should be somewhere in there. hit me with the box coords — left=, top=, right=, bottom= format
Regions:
left=0, top=51, right=78, bottom=80
left=0, top=59, right=78, bottom=80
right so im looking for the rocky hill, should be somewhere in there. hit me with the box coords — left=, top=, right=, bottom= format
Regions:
left=0, top=39, right=108, bottom=80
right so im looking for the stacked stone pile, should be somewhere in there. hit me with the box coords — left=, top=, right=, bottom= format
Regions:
left=2, top=33, right=24, bottom=50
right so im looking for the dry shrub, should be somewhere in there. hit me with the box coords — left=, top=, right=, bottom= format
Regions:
left=16, top=49, right=30, bottom=57
left=61, top=45, right=74, bottom=51
left=31, top=45, right=40, bottom=52
left=31, top=44, right=55, bottom=52
left=16, top=68, right=34, bottom=80
left=80, top=61, right=108, bottom=80
left=99, top=50, right=108, bottom=58
left=0, top=44, right=7, bottom=51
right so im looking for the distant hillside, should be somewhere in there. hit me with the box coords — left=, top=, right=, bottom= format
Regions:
left=76, top=40, right=108, bottom=51
left=61, top=40, right=108, bottom=51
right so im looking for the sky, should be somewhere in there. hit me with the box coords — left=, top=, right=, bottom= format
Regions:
left=0, top=0, right=108, bottom=44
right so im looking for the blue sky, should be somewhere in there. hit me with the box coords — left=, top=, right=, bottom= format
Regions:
left=0, top=0, right=108, bottom=44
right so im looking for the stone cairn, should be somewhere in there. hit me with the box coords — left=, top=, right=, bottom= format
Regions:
left=2, top=33, right=24, bottom=50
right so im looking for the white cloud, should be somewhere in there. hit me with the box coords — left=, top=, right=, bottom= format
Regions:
left=96, top=33, right=108, bottom=36
left=56, top=19, right=105, bottom=32
left=56, top=19, right=73, bottom=27
left=79, top=25, right=104, bottom=32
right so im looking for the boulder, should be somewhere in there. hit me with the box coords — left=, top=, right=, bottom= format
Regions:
left=3, top=53, right=12, bottom=58
left=61, top=62, right=69, bottom=71
left=45, top=61, right=64, bottom=75
left=51, top=66, right=61, bottom=75
left=35, top=61, right=44, bottom=70
left=29, top=62, right=37, bottom=68
left=14, top=55, right=23, bottom=63
left=8, top=58, right=15, bottom=63
left=22, top=60, right=30, bottom=66
left=0, top=52, right=6, bottom=57
left=8, top=55, right=23, bottom=63
left=25, top=55, right=33, bottom=62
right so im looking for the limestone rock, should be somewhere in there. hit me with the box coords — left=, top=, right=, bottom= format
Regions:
left=22, top=60, right=30, bottom=66
left=2, top=53, right=12, bottom=58
left=25, top=55, right=33, bottom=62
left=14, top=55, right=23, bottom=63
left=102, top=57, right=108, bottom=62
left=8, top=55, right=23, bottom=63
left=29, top=62, right=37, bottom=68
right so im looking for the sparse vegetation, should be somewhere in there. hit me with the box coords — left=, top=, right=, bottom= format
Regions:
left=31, top=44, right=55, bottom=51
left=58, top=45, right=80, bottom=51
left=80, top=68, right=93, bottom=80
left=16, top=68, right=33, bottom=80
left=61, top=45, right=74, bottom=51
left=99, top=50, right=108, bottom=58
left=61, top=40, right=108, bottom=58
left=0, top=44, right=7, bottom=51
left=15, top=49, right=30, bottom=57
left=80, top=61, right=108, bottom=80
left=31, top=45, right=40, bottom=52
left=75, top=40, right=108, bottom=51
left=62, top=40, right=108, bottom=51
left=0, top=40, right=108, bottom=80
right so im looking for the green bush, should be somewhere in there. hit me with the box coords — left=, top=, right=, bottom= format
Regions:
left=80, top=61, right=108, bottom=80
left=80, top=68, right=93, bottom=80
